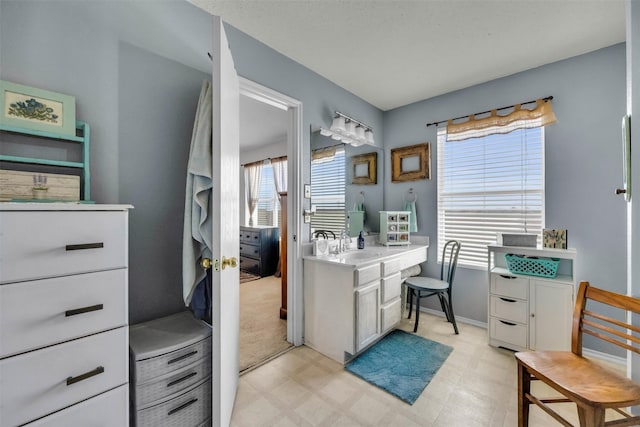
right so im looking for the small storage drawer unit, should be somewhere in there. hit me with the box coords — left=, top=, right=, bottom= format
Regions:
left=0, top=204, right=131, bottom=427
left=379, top=211, right=411, bottom=246
left=487, top=244, right=577, bottom=352
left=129, top=311, right=212, bottom=427
left=239, top=225, right=280, bottom=277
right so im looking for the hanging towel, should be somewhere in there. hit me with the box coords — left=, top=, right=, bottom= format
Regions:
left=182, top=80, right=213, bottom=306
left=403, top=200, right=418, bottom=233
left=189, top=268, right=212, bottom=324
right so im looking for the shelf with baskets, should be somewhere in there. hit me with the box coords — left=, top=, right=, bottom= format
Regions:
left=379, top=211, right=411, bottom=246
left=487, top=244, right=577, bottom=352
left=0, top=120, right=91, bottom=201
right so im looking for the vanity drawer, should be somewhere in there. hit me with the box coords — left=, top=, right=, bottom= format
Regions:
left=381, top=272, right=402, bottom=304
left=25, top=385, right=129, bottom=427
left=133, top=337, right=211, bottom=384
left=381, top=298, right=402, bottom=332
left=490, top=274, right=529, bottom=300
left=135, top=379, right=211, bottom=427
left=490, top=317, right=528, bottom=350
left=0, top=327, right=128, bottom=427
left=135, top=356, right=212, bottom=409
left=0, top=210, right=128, bottom=284
left=0, top=269, right=127, bottom=358
left=380, top=257, right=403, bottom=276
left=355, top=263, right=380, bottom=286
left=490, top=295, right=528, bottom=324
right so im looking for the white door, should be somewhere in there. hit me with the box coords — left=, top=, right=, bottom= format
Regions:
left=211, top=16, right=240, bottom=427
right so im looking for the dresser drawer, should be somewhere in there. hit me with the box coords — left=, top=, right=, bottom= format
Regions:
left=240, top=230, right=260, bottom=243
left=0, top=327, right=128, bottom=427
left=133, top=337, right=211, bottom=384
left=490, top=274, right=529, bottom=300
left=381, top=272, right=402, bottom=304
left=135, top=356, right=211, bottom=409
left=0, top=269, right=127, bottom=358
left=136, top=379, right=211, bottom=427
left=239, top=242, right=260, bottom=259
left=0, top=211, right=128, bottom=284
left=25, top=385, right=129, bottom=427
left=490, top=295, right=528, bottom=324
left=490, top=317, right=528, bottom=350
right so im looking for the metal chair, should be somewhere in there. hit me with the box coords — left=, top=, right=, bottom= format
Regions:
left=313, top=229, right=335, bottom=240
left=405, top=240, right=461, bottom=333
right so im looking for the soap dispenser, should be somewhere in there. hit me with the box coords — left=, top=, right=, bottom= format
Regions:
left=357, top=231, right=365, bottom=249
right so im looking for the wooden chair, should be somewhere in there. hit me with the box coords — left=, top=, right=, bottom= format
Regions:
left=405, top=240, right=461, bottom=334
left=515, top=281, right=640, bottom=427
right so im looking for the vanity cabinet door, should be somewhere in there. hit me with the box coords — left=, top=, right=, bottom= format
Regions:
left=355, top=281, right=380, bottom=352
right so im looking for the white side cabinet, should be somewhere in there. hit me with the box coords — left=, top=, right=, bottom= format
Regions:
left=487, top=244, right=577, bottom=352
left=0, top=204, right=132, bottom=427
left=304, top=245, right=427, bottom=363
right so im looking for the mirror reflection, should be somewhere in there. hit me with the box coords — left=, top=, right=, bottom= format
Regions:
left=309, top=130, right=384, bottom=240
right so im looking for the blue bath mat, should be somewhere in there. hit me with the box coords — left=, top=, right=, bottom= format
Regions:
left=345, top=329, right=453, bottom=404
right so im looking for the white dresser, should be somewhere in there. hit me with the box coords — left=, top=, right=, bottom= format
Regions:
left=0, top=203, right=132, bottom=426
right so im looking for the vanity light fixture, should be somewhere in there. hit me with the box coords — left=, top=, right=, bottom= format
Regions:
left=320, top=111, right=375, bottom=146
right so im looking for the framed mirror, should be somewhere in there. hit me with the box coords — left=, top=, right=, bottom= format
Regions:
left=391, top=142, right=430, bottom=182
left=351, top=152, right=377, bottom=185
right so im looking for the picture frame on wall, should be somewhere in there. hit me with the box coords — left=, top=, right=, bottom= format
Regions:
left=0, top=80, right=76, bottom=136
left=351, top=152, right=377, bottom=185
left=391, top=142, right=431, bottom=182
left=543, top=228, right=568, bottom=249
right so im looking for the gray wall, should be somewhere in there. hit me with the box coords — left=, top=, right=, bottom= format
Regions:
left=0, top=0, right=383, bottom=324
left=384, top=44, right=627, bottom=334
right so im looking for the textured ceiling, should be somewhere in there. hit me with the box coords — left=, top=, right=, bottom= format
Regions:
left=191, top=0, right=626, bottom=111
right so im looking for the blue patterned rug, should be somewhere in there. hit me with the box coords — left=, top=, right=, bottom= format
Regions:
left=345, top=329, right=453, bottom=404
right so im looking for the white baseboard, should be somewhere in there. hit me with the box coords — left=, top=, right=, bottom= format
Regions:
left=419, top=306, right=488, bottom=329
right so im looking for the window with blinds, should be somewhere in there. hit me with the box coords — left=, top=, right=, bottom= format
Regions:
left=310, top=146, right=346, bottom=236
left=255, top=163, right=279, bottom=227
left=437, top=126, right=544, bottom=268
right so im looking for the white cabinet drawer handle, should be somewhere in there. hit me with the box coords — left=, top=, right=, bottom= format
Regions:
left=65, top=303, right=104, bottom=317
left=499, top=297, right=517, bottom=303
left=168, top=398, right=198, bottom=416
left=499, top=320, right=516, bottom=326
left=65, top=242, right=104, bottom=251
left=66, top=366, right=104, bottom=386
left=499, top=274, right=516, bottom=279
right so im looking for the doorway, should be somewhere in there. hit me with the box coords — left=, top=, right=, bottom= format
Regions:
left=238, top=78, right=302, bottom=372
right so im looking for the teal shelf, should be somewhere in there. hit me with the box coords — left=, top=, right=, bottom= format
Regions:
left=0, top=121, right=91, bottom=201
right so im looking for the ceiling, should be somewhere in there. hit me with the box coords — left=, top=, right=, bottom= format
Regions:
left=191, top=0, right=626, bottom=112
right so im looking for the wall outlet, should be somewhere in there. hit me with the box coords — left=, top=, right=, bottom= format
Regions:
left=304, top=213, right=311, bottom=223
left=304, top=184, right=311, bottom=199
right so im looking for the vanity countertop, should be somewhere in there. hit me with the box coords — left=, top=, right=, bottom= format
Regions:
left=303, top=243, right=428, bottom=268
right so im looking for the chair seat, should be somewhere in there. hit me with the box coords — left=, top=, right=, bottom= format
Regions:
left=405, top=276, right=449, bottom=291
left=516, top=351, right=640, bottom=407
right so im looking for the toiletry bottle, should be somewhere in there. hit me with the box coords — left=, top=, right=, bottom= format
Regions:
left=358, top=231, right=365, bottom=249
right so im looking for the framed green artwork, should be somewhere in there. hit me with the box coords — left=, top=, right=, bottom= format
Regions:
left=0, top=80, right=76, bottom=136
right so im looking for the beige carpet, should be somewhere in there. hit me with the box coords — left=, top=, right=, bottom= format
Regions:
left=239, top=275, right=291, bottom=372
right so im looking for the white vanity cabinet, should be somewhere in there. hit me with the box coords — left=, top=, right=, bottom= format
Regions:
left=487, top=244, right=577, bottom=352
left=304, top=244, right=427, bottom=363
left=0, top=204, right=132, bottom=427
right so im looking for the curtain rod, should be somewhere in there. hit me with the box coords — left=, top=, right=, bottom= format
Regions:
left=241, top=155, right=287, bottom=167
left=425, top=96, right=554, bottom=128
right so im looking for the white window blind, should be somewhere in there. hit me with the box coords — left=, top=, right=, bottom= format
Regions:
left=437, top=126, right=545, bottom=268
left=255, top=163, right=279, bottom=227
left=310, top=147, right=346, bottom=236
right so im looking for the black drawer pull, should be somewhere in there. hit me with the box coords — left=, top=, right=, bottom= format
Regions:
left=65, top=304, right=104, bottom=317
left=66, top=242, right=104, bottom=251
left=167, top=350, right=198, bottom=365
left=66, top=366, right=104, bottom=386
left=499, top=320, right=516, bottom=326
left=167, top=371, right=197, bottom=388
left=499, top=297, right=516, bottom=303
left=499, top=274, right=516, bottom=279
left=168, top=398, right=198, bottom=416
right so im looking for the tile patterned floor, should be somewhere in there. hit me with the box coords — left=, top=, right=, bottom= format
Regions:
left=230, top=312, right=625, bottom=426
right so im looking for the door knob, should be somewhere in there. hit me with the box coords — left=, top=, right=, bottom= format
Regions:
left=201, top=258, right=213, bottom=269
left=221, top=256, right=238, bottom=270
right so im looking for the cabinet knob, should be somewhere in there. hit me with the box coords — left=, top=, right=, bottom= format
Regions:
left=531, top=313, right=535, bottom=318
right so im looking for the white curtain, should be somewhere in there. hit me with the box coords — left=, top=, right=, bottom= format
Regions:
left=271, top=156, right=287, bottom=196
left=244, top=162, right=262, bottom=226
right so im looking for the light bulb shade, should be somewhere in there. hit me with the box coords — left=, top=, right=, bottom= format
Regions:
left=330, top=133, right=342, bottom=141
left=345, top=120, right=357, bottom=137
left=365, top=129, right=374, bottom=144
left=331, top=116, right=346, bottom=133
left=355, top=125, right=365, bottom=141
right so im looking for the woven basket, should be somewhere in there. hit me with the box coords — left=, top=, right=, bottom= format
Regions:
left=505, top=254, right=560, bottom=278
